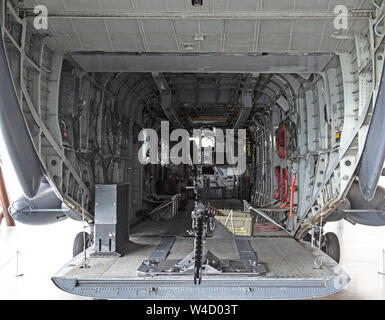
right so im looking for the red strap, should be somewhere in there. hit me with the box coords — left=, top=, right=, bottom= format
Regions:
left=277, top=122, right=286, bottom=159
left=278, top=201, right=288, bottom=209
left=273, top=166, right=281, bottom=200
left=281, top=168, right=288, bottom=203
left=289, top=174, right=296, bottom=219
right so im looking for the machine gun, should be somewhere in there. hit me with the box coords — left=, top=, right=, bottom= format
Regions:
left=137, top=170, right=266, bottom=284
left=190, top=202, right=216, bottom=284
left=188, top=166, right=221, bottom=284
left=137, top=199, right=267, bottom=283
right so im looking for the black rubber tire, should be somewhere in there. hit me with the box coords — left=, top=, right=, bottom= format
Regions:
left=73, top=232, right=91, bottom=257
left=322, top=232, right=340, bottom=263
left=302, top=233, right=312, bottom=242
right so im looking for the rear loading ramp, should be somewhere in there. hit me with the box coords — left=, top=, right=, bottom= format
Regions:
left=52, top=237, right=349, bottom=299
left=52, top=207, right=350, bottom=299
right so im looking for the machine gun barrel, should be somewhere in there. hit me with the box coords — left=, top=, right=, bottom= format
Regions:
left=194, top=213, right=204, bottom=284
left=192, top=202, right=211, bottom=284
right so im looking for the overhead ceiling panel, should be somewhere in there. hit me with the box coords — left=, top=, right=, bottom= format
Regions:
left=262, top=0, right=294, bottom=12
left=71, top=19, right=113, bottom=51
left=225, top=20, right=255, bottom=52
left=97, top=0, right=134, bottom=11
left=43, top=18, right=83, bottom=52
left=142, top=20, right=179, bottom=51
left=105, top=20, right=144, bottom=52
left=18, top=0, right=373, bottom=54
left=227, top=0, right=261, bottom=12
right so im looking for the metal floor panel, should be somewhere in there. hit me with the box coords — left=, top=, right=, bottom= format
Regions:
left=130, top=202, right=194, bottom=238
left=52, top=202, right=348, bottom=299
left=235, top=238, right=258, bottom=260
left=148, top=236, right=176, bottom=261
left=52, top=234, right=350, bottom=299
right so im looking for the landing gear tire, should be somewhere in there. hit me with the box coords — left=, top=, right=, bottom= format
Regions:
left=302, top=233, right=312, bottom=242
left=73, top=232, right=91, bottom=257
left=321, top=232, right=340, bottom=263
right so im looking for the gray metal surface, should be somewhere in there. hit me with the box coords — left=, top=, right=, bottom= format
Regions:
left=0, top=1, right=94, bottom=220
left=0, top=2, right=382, bottom=300
left=52, top=276, right=348, bottom=300
left=0, top=25, right=42, bottom=199
left=21, top=0, right=371, bottom=54
left=71, top=53, right=333, bottom=73
left=234, top=238, right=258, bottom=260
left=358, top=49, right=385, bottom=201
left=2, top=0, right=381, bottom=234
left=52, top=236, right=350, bottom=299
left=9, top=182, right=68, bottom=225
left=345, top=182, right=385, bottom=226
left=137, top=255, right=267, bottom=276
left=148, top=236, right=176, bottom=261
left=92, top=184, right=130, bottom=256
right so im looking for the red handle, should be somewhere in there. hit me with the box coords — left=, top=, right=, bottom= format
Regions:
left=289, top=174, right=296, bottom=219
